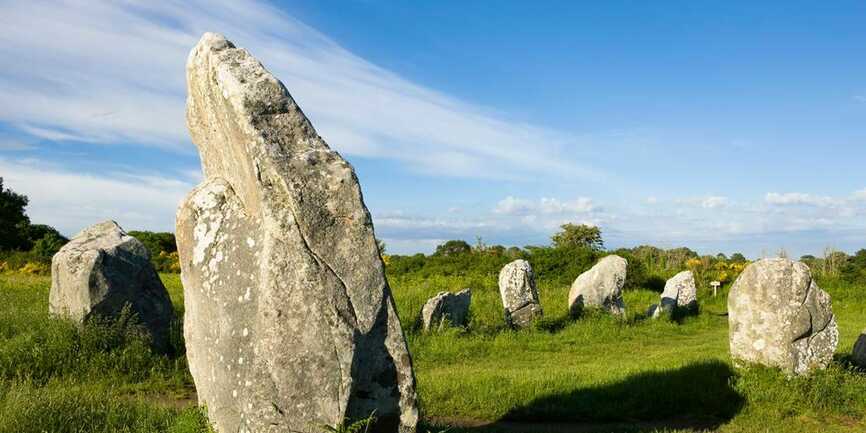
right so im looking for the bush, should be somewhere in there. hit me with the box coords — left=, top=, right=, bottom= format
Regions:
left=30, top=233, right=66, bottom=259
left=0, top=251, right=50, bottom=274
left=18, top=262, right=49, bottom=276
left=525, top=245, right=598, bottom=286
left=153, top=251, right=181, bottom=273
left=128, top=231, right=179, bottom=273
left=433, top=240, right=472, bottom=256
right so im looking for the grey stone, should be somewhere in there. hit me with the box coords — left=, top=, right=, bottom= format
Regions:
left=498, top=259, right=543, bottom=328
left=177, top=33, right=417, bottom=433
left=853, top=330, right=866, bottom=368
left=49, top=220, right=176, bottom=350
left=420, top=289, right=471, bottom=331
left=649, top=270, right=698, bottom=319
left=568, top=255, right=627, bottom=316
left=728, top=258, right=838, bottom=375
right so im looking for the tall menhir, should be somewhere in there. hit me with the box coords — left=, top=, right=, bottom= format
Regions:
left=176, top=33, right=418, bottom=433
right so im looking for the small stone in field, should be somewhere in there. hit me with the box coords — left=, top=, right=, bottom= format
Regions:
left=420, top=289, right=471, bottom=331
left=498, top=259, right=543, bottom=328
left=49, top=220, right=176, bottom=351
left=728, top=258, right=838, bottom=375
left=853, top=330, right=866, bottom=368
left=568, top=255, right=627, bottom=316
left=649, top=270, right=698, bottom=319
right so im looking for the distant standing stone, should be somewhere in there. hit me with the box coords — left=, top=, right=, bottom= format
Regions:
left=728, top=258, right=838, bottom=375
left=649, top=270, right=698, bottom=319
left=49, top=220, right=176, bottom=351
left=498, top=260, right=543, bottom=327
left=420, top=289, right=471, bottom=331
left=853, top=330, right=866, bottom=368
left=568, top=255, right=627, bottom=316
left=177, top=33, right=417, bottom=433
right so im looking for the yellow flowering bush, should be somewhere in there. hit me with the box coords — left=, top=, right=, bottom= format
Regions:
left=153, top=251, right=181, bottom=273
left=19, top=261, right=50, bottom=275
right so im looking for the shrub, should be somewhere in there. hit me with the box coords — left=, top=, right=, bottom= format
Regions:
left=433, top=240, right=472, bottom=256
left=18, top=262, right=49, bottom=276
left=551, top=223, right=604, bottom=251
left=153, top=251, right=181, bottom=273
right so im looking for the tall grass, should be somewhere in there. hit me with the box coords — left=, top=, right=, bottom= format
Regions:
left=1, top=267, right=865, bottom=432
left=0, top=273, right=201, bottom=433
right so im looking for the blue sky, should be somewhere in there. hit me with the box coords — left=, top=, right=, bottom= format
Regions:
left=1, top=1, right=865, bottom=257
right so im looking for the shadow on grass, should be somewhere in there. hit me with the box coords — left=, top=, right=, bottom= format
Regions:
left=432, top=360, right=744, bottom=433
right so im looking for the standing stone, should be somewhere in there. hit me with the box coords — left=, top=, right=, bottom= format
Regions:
left=177, top=33, right=417, bottom=433
left=498, top=260, right=543, bottom=327
left=853, top=330, right=866, bottom=368
left=568, top=255, right=627, bottom=316
left=728, top=258, right=838, bottom=375
left=419, top=289, right=471, bottom=331
left=649, top=270, right=698, bottom=318
left=49, top=220, right=176, bottom=350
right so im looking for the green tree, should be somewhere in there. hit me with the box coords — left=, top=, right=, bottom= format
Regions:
left=128, top=231, right=177, bottom=257
left=27, top=224, right=67, bottom=245
left=840, top=249, right=866, bottom=283
left=551, top=223, right=604, bottom=251
left=0, top=178, right=31, bottom=251
left=434, top=240, right=472, bottom=256
left=731, top=252, right=747, bottom=263
left=32, top=232, right=68, bottom=258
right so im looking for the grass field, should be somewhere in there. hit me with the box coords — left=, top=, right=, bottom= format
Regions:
left=1, top=271, right=865, bottom=432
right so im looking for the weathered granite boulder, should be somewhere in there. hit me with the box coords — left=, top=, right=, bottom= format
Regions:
left=853, top=330, right=866, bottom=368
left=49, top=220, right=175, bottom=350
left=420, top=289, right=471, bottom=331
left=568, top=255, right=627, bottom=315
left=728, top=258, right=838, bottom=375
left=648, top=270, right=698, bottom=319
left=177, top=33, right=417, bottom=433
left=498, top=260, right=543, bottom=327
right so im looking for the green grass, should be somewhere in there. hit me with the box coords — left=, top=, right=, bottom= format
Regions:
left=0, top=273, right=207, bottom=433
left=390, top=273, right=866, bottom=432
left=1, top=271, right=865, bottom=432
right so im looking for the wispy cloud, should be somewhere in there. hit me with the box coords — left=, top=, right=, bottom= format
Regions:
left=0, top=157, right=192, bottom=235
left=0, top=0, right=590, bottom=180
left=765, top=192, right=839, bottom=207
left=494, top=196, right=595, bottom=216
left=676, top=195, right=730, bottom=209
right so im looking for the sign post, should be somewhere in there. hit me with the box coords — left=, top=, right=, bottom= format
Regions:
left=710, top=281, right=721, bottom=297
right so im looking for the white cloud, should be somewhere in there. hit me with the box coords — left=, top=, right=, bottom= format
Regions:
left=700, top=196, right=729, bottom=209
left=494, top=196, right=595, bottom=216
left=765, top=192, right=839, bottom=207
left=17, top=125, right=92, bottom=142
left=0, top=157, right=192, bottom=236
left=675, top=195, right=730, bottom=209
left=375, top=215, right=492, bottom=232
left=0, top=0, right=591, bottom=180
left=494, top=196, right=534, bottom=215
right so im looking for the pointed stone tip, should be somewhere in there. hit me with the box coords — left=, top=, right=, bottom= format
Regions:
left=197, top=32, right=232, bottom=50
left=187, top=32, right=234, bottom=69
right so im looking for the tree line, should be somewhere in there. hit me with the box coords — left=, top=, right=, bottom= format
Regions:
left=2, top=180, right=865, bottom=284
left=0, top=179, right=178, bottom=273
